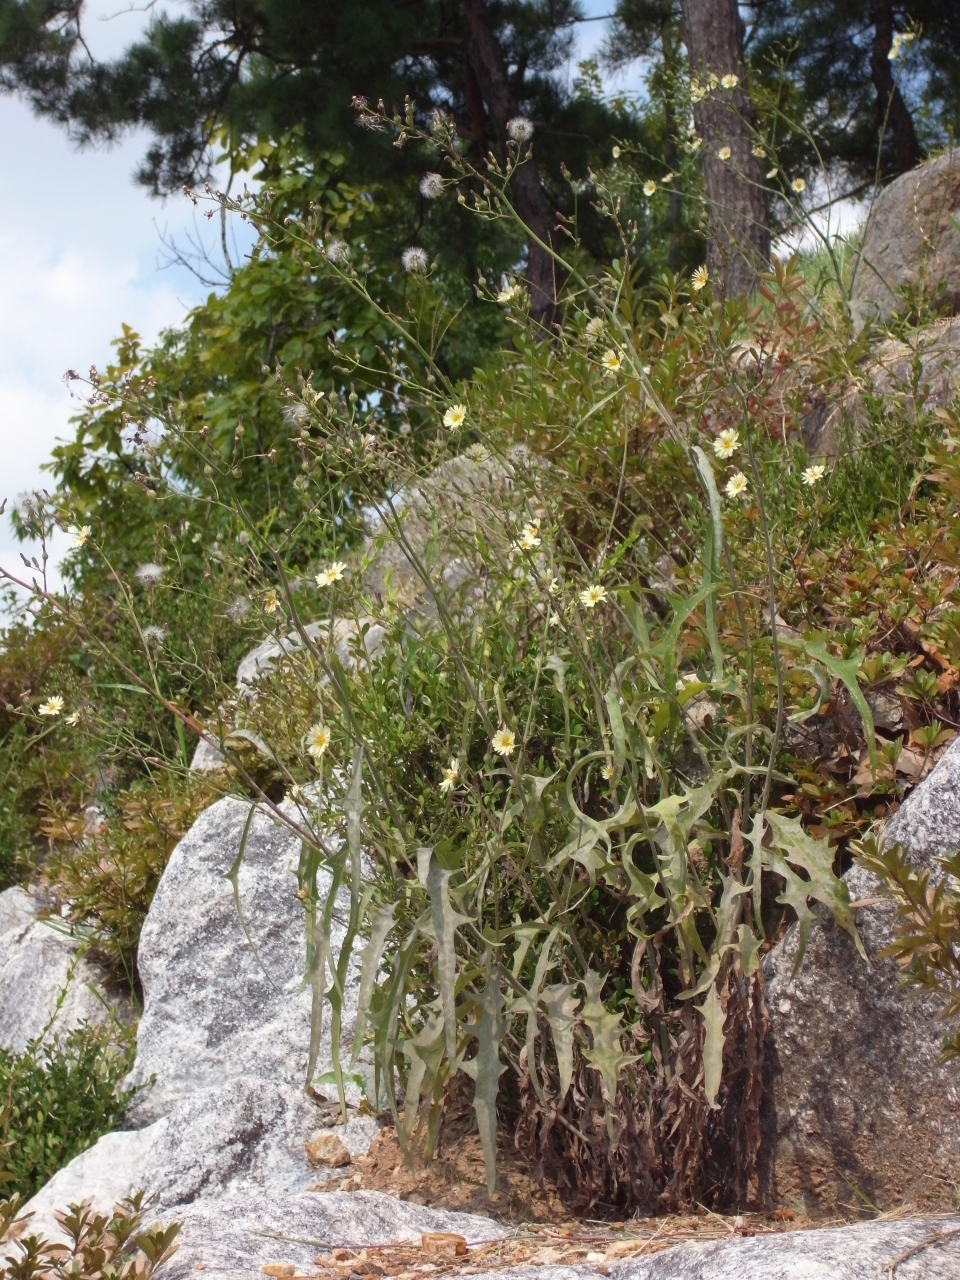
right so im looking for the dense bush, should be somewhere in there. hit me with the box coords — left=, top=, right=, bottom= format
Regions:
left=0, top=1023, right=135, bottom=1200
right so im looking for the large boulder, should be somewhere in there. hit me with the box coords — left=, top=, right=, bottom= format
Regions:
left=0, top=886, right=119, bottom=1052
left=761, top=739, right=960, bottom=1214
left=852, top=150, right=960, bottom=330
left=21, top=794, right=383, bottom=1239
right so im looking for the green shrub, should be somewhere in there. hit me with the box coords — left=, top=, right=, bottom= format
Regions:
left=0, top=1190, right=180, bottom=1280
left=44, top=773, right=224, bottom=985
left=0, top=1023, right=135, bottom=1201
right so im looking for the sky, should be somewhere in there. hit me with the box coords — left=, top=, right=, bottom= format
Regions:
left=0, top=0, right=774, bottom=597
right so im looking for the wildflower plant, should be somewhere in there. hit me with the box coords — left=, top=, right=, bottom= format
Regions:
left=10, top=90, right=955, bottom=1217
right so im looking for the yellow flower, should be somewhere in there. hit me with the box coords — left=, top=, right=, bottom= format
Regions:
left=491, top=726, right=517, bottom=757
left=38, top=695, right=64, bottom=717
left=643, top=179, right=657, bottom=197
left=443, top=404, right=467, bottom=429
left=65, top=710, right=81, bottom=727
left=579, top=584, right=607, bottom=609
left=514, top=520, right=541, bottom=551
left=721, top=74, right=739, bottom=89
left=691, top=79, right=706, bottom=103
left=600, top=349, right=621, bottom=374
left=439, top=758, right=460, bottom=793
left=601, top=762, right=614, bottom=780
left=585, top=316, right=604, bottom=342
left=713, top=427, right=740, bottom=458
left=612, top=145, right=621, bottom=159
left=306, top=724, right=331, bottom=758
left=691, top=265, right=709, bottom=293
left=684, top=136, right=702, bottom=153
left=802, top=463, right=826, bottom=487
left=752, top=144, right=766, bottom=157
left=717, top=146, right=732, bottom=161
left=263, top=589, right=280, bottom=614
left=497, top=283, right=522, bottom=304
left=766, top=166, right=779, bottom=179
left=791, top=176, right=806, bottom=193
left=661, top=172, right=675, bottom=184
left=725, top=471, right=749, bottom=500
left=72, top=525, right=91, bottom=547
left=546, top=575, right=561, bottom=595
left=315, top=561, right=347, bottom=588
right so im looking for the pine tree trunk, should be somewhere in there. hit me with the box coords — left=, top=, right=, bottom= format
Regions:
left=460, top=0, right=557, bottom=325
left=870, top=1, right=921, bottom=175
left=678, top=0, right=770, bottom=298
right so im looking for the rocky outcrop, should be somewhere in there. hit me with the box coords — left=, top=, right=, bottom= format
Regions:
left=21, top=793, right=380, bottom=1239
left=761, top=739, right=960, bottom=1214
left=0, top=886, right=119, bottom=1052
left=618, top=1216, right=960, bottom=1278
left=852, top=149, right=960, bottom=330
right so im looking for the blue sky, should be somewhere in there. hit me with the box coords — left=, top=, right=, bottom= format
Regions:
left=0, top=0, right=634, bottom=590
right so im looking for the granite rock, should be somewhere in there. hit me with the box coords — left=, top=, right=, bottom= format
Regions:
left=22, top=792, right=379, bottom=1243
left=763, top=863, right=960, bottom=1214
left=851, top=150, right=960, bottom=329
left=614, top=1214, right=960, bottom=1279
left=882, top=730, right=960, bottom=866
left=0, top=886, right=118, bottom=1052
left=762, top=737, right=960, bottom=1212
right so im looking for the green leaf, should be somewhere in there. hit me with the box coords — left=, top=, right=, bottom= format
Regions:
left=701, top=980, right=725, bottom=1108
left=460, top=953, right=506, bottom=1194
left=541, top=983, right=579, bottom=1098
left=580, top=970, right=638, bottom=1100
left=417, top=847, right=472, bottom=1069
left=779, top=635, right=876, bottom=777
left=351, top=901, right=396, bottom=1064
left=764, top=811, right=865, bottom=973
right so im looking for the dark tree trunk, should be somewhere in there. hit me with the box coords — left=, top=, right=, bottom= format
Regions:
left=460, top=0, right=557, bottom=325
left=870, top=1, right=921, bottom=175
left=678, top=0, right=770, bottom=298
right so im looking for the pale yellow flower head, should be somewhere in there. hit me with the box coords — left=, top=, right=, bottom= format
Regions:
left=601, top=762, right=614, bottom=780
left=643, top=179, right=657, bottom=197
left=497, top=283, right=522, bottom=304
left=514, top=520, right=542, bottom=552
left=725, top=471, right=749, bottom=500
left=802, top=463, right=826, bottom=487
left=766, top=166, right=779, bottom=179
left=721, top=74, right=739, bottom=89
left=713, top=427, right=740, bottom=459
left=443, top=404, right=467, bottom=430
left=439, top=758, right=460, bottom=794
left=717, top=146, right=732, bottom=161
left=491, top=726, right=517, bottom=757
left=315, top=561, right=346, bottom=588
left=38, top=695, right=64, bottom=717
left=600, top=349, right=621, bottom=374
left=752, top=144, right=766, bottom=157
left=791, top=176, right=806, bottom=193
left=65, top=710, right=81, bottom=727
left=691, top=265, right=709, bottom=293
left=306, top=724, right=331, bottom=758
left=263, top=589, right=280, bottom=614
left=579, top=583, right=608, bottom=609
left=72, top=525, right=91, bottom=547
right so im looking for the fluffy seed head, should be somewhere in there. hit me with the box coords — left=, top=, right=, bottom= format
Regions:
left=419, top=172, right=444, bottom=199
left=507, top=116, right=534, bottom=143
left=402, top=246, right=429, bottom=273
left=135, top=562, right=164, bottom=585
